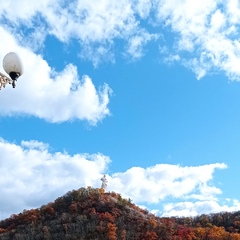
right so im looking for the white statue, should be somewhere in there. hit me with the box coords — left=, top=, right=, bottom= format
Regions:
left=100, top=174, right=108, bottom=190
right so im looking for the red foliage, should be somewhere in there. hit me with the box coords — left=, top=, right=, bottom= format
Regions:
left=1, top=187, right=240, bottom=239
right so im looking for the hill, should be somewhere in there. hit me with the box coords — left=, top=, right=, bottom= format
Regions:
left=0, top=187, right=240, bottom=239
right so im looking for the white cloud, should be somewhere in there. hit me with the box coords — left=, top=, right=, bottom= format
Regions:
left=108, top=163, right=227, bottom=203
left=156, top=0, right=240, bottom=80
left=0, top=1, right=50, bottom=24
left=0, top=138, right=236, bottom=220
left=132, top=0, right=153, bottom=19
left=1, top=0, right=240, bottom=79
left=0, top=0, right=157, bottom=62
left=161, top=199, right=240, bottom=217
left=126, top=31, right=158, bottom=59
left=0, top=138, right=110, bottom=219
left=0, top=26, right=111, bottom=124
left=79, top=43, right=115, bottom=67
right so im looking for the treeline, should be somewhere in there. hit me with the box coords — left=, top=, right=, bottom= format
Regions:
left=176, top=211, right=240, bottom=234
left=0, top=187, right=240, bottom=239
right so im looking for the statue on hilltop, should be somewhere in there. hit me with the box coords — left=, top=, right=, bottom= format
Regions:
left=100, top=174, right=108, bottom=190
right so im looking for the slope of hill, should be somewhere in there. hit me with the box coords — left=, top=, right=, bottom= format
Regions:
left=0, top=187, right=240, bottom=240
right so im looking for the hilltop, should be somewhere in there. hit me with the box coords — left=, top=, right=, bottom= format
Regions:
left=0, top=187, right=240, bottom=239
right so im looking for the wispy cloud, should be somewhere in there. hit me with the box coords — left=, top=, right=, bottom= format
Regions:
left=2, top=0, right=240, bottom=79
left=0, top=0, right=157, bottom=63
left=156, top=0, right=240, bottom=80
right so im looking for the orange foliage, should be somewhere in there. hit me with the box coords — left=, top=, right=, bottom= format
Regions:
left=0, top=228, right=6, bottom=234
left=99, top=188, right=105, bottom=194
left=1, top=188, right=240, bottom=239
left=107, top=222, right=117, bottom=240
left=149, top=219, right=158, bottom=228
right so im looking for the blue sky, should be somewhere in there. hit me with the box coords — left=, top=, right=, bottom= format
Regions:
left=0, top=0, right=240, bottom=219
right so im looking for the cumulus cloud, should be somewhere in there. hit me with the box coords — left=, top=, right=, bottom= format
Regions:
left=0, top=138, right=235, bottom=220
left=0, top=138, right=110, bottom=219
left=0, top=26, right=111, bottom=124
left=109, top=162, right=240, bottom=217
left=108, top=163, right=227, bottom=203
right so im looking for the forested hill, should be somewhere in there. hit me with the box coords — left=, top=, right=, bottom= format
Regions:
left=0, top=187, right=240, bottom=239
